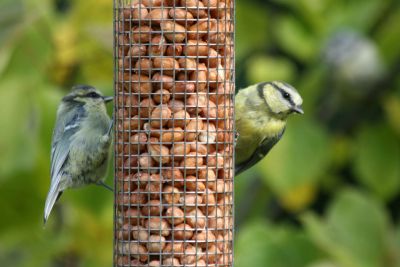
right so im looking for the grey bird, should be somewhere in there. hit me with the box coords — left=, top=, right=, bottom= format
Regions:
left=44, top=85, right=113, bottom=225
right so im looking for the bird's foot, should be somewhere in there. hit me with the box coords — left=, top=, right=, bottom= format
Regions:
left=107, top=119, right=114, bottom=136
left=96, top=181, right=114, bottom=192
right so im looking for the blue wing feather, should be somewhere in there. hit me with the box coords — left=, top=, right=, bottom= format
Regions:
left=235, top=128, right=285, bottom=175
left=45, top=105, right=85, bottom=224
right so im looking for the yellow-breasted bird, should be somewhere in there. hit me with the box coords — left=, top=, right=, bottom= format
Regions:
left=44, top=85, right=113, bottom=225
left=235, top=81, right=303, bottom=175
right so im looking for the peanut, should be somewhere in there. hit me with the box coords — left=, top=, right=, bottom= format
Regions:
left=160, top=21, right=186, bottom=42
left=131, top=225, right=149, bottom=242
left=134, top=58, right=153, bottom=75
left=147, top=235, right=166, bottom=252
left=131, top=74, right=152, bottom=97
left=153, top=89, right=171, bottom=104
left=149, top=35, right=167, bottom=56
left=168, top=8, right=194, bottom=25
left=173, top=223, right=194, bottom=240
left=131, top=4, right=148, bottom=21
left=163, top=185, right=181, bottom=204
left=143, top=218, right=170, bottom=236
left=145, top=8, right=169, bottom=25
left=168, top=110, right=190, bottom=128
left=163, top=257, right=181, bottom=266
left=132, top=25, right=152, bottom=43
left=153, top=57, right=179, bottom=76
left=181, top=0, right=207, bottom=18
left=165, top=206, right=185, bottom=225
left=184, top=40, right=209, bottom=56
left=139, top=98, right=155, bottom=118
left=141, top=199, right=163, bottom=216
left=171, top=143, right=191, bottom=161
left=148, top=137, right=170, bottom=164
left=152, top=72, right=174, bottom=90
left=150, top=105, right=172, bottom=128
left=161, top=127, right=185, bottom=142
left=166, top=44, right=183, bottom=57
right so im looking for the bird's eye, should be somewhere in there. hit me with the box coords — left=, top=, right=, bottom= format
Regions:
left=282, top=92, right=290, bottom=100
left=86, top=92, right=100, bottom=98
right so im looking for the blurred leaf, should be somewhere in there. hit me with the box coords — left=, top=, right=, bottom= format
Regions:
left=246, top=55, right=296, bottom=84
left=258, top=118, right=330, bottom=210
left=2, top=19, right=53, bottom=82
left=279, top=183, right=317, bottom=212
left=308, top=261, right=341, bottom=267
left=353, top=124, right=400, bottom=201
left=0, top=0, right=24, bottom=76
left=303, top=189, right=397, bottom=267
left=383, top=95, right=400, bottom=136
left=71, top=0, right=113, bottom=85
left=332, top=0, right=388, bottom=32
left=296, top=64, right=328, bottom=113
left=0, top=79, right=38, bottom=178
left=236, top=2, right=269, bottom=59
left=236, top=220, right=322, bottom=267
left=376, top=7, right=400, bottom=67
left=235, top=173, right=272, bottom=226
left=396, top=224, right=400, bottom=251
left=273, top=16, right=318, bottom=62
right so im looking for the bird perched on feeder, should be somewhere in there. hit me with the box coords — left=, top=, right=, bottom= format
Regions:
left=235, top=81, right=303, bottom=175
left=44, top=85, right=113, bottom=225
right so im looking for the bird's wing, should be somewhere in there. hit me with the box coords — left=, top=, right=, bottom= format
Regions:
left=45, top=108, right=85, bottom=224
left=50, top=108, right=84, bottom=179
left=235, top=128, right=285, bottom=176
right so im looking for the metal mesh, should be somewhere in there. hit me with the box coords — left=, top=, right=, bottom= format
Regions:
left=113, top=0, right=235, bottom=266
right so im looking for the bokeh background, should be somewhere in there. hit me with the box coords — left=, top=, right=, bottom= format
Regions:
left=0, top=0, right=399, bottom=266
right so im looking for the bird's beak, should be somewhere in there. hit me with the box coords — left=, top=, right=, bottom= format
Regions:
left=103, top=96, right=113, bottom=103
left=291, top=105, right=304, bottom=114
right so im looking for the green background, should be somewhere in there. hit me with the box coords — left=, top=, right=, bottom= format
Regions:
left=0, top=0, right=399, bottom=266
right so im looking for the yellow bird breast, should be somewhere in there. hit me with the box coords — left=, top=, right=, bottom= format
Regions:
left=235, top=109, right=286, bottom=165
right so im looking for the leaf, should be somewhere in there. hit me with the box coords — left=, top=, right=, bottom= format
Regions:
left=273, top=16, right=317, bottom=62
left=0, top=0, right=24, bottom=76
left=302, top=189, right=395, bottom=267
left=376, top=7, right=400, bottom=67
left=246, top=55, right=297, bottom=85
left=308, top=261, right=341, bottom=267
left=236, top=220, right=322, bottom=267
left=353, top=124, right=400, bottom=201
left=258, top=118, right=330, bottom=203
left=236, top=2, right=269, bottom=59
left=0, top=79, right=38, bottom=178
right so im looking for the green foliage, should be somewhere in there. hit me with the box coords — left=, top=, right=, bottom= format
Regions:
left=236, top=220, right=322, bottom=267
left=354, top=124, right=400, bottom=200
left=259, top=118, right=330, bottom=196
left=302, top=189, right=399, bottom=267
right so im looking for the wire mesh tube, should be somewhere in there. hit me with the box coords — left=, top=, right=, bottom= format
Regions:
left=114, top=0, right=234, bottom=266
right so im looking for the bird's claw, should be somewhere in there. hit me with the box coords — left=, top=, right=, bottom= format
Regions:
left=97, top=181, right=114, bottom=192
left=107, top=119, right=114, bottom=136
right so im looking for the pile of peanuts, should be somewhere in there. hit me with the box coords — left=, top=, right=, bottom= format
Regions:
left=115, top=0, right=234, bottom=266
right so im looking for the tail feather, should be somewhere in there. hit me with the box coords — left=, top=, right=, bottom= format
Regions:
left=44, top=183, right=62, bottom=225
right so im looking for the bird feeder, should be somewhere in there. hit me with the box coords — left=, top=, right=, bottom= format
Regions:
left=114, top=0, right=235, bottom=266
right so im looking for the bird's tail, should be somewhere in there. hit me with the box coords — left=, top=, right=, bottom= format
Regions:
left=43, top=183, right=62, bottom=225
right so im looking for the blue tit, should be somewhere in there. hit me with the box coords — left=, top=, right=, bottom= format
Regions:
left=319, top=29, right=385, bottom=130
left=44, top=85, right=113, bottom=224
left=323, top=29, right=385, bottom=90
left=235, top=81, right=303, bottom=175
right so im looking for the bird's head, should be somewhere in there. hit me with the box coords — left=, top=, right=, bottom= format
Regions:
left=257, top=81, right=303, bottom=118
left=62, top=85, right=113, bottom=106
